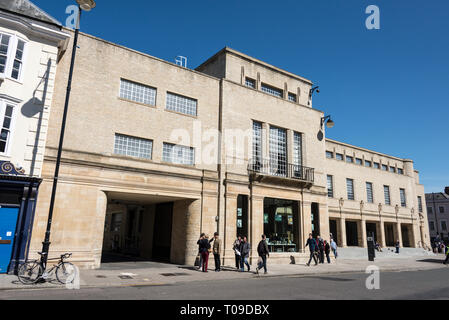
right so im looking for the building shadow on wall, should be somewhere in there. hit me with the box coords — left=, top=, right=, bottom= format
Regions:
left=20, top=59, right=52, bottom=177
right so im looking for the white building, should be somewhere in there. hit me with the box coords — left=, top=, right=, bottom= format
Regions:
left=0, top=0, right=68, bottom=274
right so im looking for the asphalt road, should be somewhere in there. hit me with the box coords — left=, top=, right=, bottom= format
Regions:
left=0, top=267, right=448, bottom=300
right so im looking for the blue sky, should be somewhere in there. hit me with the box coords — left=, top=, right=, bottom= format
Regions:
left=35, top=0, right=449, bottom=192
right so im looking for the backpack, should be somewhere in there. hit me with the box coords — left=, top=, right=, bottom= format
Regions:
left=257, top=240, right=267, bottom=255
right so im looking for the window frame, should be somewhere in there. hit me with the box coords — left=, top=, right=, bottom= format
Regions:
left=366, top=182, right=374, bottom=203
left=113, top=133, right=153, bottom=160
left=119, top=78, right=157, bottom=106
left=166, top=91, right=198, bottom=117
left=346, top=178, right=355, bottom=201
left=327, top=175, right=334, bottom=198
left=0, top=100, right=17, bottom=156
left=384, top=185, right=391, bottom=206
left=261, top=83, right=283, bottom=98
left=0, top=32, right=27, bottom=82
left=162, top=142, right=195, bottom=166
left=400, top=188, right=407, bottom=208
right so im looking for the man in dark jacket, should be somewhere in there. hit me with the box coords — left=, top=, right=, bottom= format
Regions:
left=317, top=235, right=325, bottom=264
left=305, top=234, right=318, bottom=266
left=256, top=235, right=270, bottom=275
left=324, top=240, right=331, bottom=264
left=239, top=236, right=251, bottom=272
left=197, top=235, right=211, bottom=272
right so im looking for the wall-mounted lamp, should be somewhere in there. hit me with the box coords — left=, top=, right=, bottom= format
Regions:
left=321, top=115, right=335, bottom=130
left=309, top=86, right=320, bottom=99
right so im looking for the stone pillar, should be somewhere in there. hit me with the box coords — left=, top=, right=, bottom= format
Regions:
left=92, top=190, right=108, bottom=269
left=339, top=218, right=347, bottom=248
left=182, top=200, right=202, bottom=266
left=360, top=219, right=367, bottom=248
left=396, top=222, right=403, bottom=248
left=302, top=201, right=313, bottom=249
left=250, top=196, right=264, bottom=264
left=378, top=221, right=386, bottom=247
left=224, top=194, right=238, bottom=266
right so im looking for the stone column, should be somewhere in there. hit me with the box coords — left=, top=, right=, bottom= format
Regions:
left=360, top=219, right=367, bottom=248
left=396, top=222, right=403, bottom=248
left=378, top=221, right=386, bottom=247
left=92, top=190, right=108, bottom=269
left=302, top=201, right=313, bottom=249
left=339, top=218, right=347, bottom=248
left=224, top=194, right=238, bottom=266
left=182, top=200, right=202, bottom=266
left=250, top=196, right=264, bottom=264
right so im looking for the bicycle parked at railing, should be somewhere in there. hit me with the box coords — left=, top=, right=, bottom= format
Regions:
left=17, top=252, right=77, bottom=285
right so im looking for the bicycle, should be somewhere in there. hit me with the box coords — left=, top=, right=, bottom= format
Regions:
left=17, top=252, right=77, bottom=285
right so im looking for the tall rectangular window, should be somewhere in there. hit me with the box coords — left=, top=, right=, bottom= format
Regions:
left=163, top=143, right=195, bottom=165
left=293, top=132, right=302, bottom=167
left=245, top=78, right=256, bottom=89
left=288, top=92, right=297, bottom=102
left=384, top=186, right=391, bottom=205
left=440, top=207, right=445, bottom=213
left=119, top=79, right=156, bottom=106
left=0, top=34, right=10, bottom=74
left=0, top=103, right=14, bottom=154
left=269, top=126, right=287, bottom=176
left=261, top=83, right=283, bottom=98
left=11, top=40, right=25, bottom=80
left=366, top=182, right=374, bottom=203
left=429, top=221, right=435, bottom=231
left=327, top=175, right=334, bottom=198
left=252, top=121, right=263, bottom=165
left=428, top=207, right=433, bottom=214
left=441, top=221, right=447, bottom=231
left=166, top=92, right=197, bottom=116
left=114, top=134, right=153, bottom=159
left=418, top=196, right=423, bottom=213
left=400, top=188, right=407, bottom=207
left=347, top=179, right=355, bottom=201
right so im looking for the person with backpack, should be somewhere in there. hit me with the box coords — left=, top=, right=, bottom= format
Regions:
left=317, top=235, right=325, bottom=264
left=256, top=235, right=270, bottom=275
left=197, top=234, right=211, bottom=272
left=305, top=234, right=318, bottom=266
left=324, top=240, right=331, bottom=264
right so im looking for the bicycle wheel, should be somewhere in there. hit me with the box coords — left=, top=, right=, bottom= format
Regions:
left=56, top=262, right=77, bottom=285
left=17, top=261, right=43, bottom=284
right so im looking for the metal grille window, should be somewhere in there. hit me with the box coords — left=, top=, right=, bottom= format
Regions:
left=384, top=186, right=391, bottom=205
left=418, top=196, right=423, bottom=213
left=252, top=121, right=263, bottom=165
left=336, top=153, right=344, bottom=161
left=119, top=79, right=156, bottom=106
left=0, top=103, right=14, bottom=153
left=293, top=132, right=302, bottom=166
left=114, top=134, right=153, bottom=159
left=0, top=34, right=11, bottom=74
left=11, top=40, right=25, bottom=80
left=356, top=158, right=363, bottom=165
left=288, top=93, right=297, bottom=102
left=347, top=179, right=355, bottom=200
left=163, top=143, right=195, bottom=165
left=400, top=188, right=407, bottom=207
left=327, top=175, right=334, bottom=198
left=245, top=78, right=256, bottom=89
left=374, top=162, right=380, bottom=169
left=366, top=182, right=374, bottom=203
left=365, top=160, right=372, bottom=167
left=269, top=126, right=287, bottom=176
left=166, top=92, right=197, bottom=116
left=326, top=151, right=334, bottom=159
left=261, top=83, right=283, bottom=98
left=346, top=156, right=354, bottom=163
left=382, top=164, right=388, bottom=171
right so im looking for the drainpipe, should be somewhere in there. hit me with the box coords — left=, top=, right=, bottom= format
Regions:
left=432, top=193, right=440, bottom=237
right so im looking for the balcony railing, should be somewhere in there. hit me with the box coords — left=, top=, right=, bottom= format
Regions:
left=248, top=158, right=315, bottom=183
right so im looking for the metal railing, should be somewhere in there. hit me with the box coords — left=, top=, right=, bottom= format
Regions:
left=248, top=158, right=315, bottom=183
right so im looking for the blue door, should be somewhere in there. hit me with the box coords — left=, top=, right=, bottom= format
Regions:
left=0, top=207, right=19, bottom=273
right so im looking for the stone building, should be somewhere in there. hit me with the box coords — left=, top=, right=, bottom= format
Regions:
left=0, top=0, right=68, bottom=273
left=28, top=30, right=430, bottom=270
left=426, top=187, right=449, bottom=243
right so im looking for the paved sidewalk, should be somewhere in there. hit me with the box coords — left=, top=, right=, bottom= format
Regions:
left=0, top=255, right=447, bottom=291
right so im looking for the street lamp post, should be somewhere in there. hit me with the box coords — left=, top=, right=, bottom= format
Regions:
left=40, top=0, right=96, bottom=271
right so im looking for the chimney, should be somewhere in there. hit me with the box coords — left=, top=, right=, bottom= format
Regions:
left=445, top=187, right=449, bottom=195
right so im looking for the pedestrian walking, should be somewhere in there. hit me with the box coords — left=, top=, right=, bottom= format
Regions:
left=239, top=236, right=251, bottom=272
left=211, top=232, right=222, bottom=272
left=317, top=235, right=325, bottom=264
left=256, top=235, right=270, bottom=275
left=395, top=240, right=400, bottom=254
left=324, top=240, right=331, bottom=264
left=198, top=235, right=211, bottom=272
left=233, top=236, right=242, bottom=270
left=305, top=234, right=318, bottom=266
left=196, top=233, right=205, bottom=270
left=330, top=238, right=338, bottom=259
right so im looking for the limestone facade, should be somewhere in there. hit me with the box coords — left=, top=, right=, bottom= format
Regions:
left=29, top=32, right=430, bottom=269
